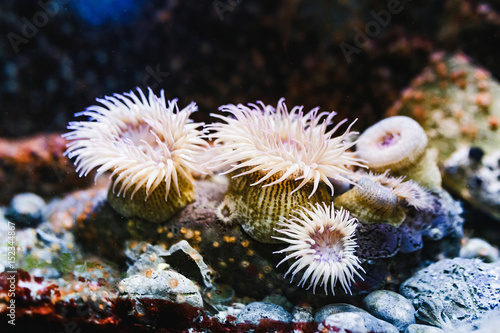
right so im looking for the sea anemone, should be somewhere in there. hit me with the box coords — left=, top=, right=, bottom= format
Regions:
left=63, top=87, right=207, bottom=223
left=352, top=171, right=434, bottom=211
left=334, top=171, right=434, bottom=227
left=273, top=202, right=364, bottom=295
left=335, top=177, right=407, bottom=227
left=207, top=98, right=365, bottom=243
left=355, top=116, right=441, bottom=190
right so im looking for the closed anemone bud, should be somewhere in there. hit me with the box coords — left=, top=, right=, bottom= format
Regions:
left=356, top=116, right=441, bottom=190
left=334, top=177, right=407, bottom=227
left=351, top=170, right=434, bottom=211
left=63, top=87, right=208, bottom=223
left=206, top=98, right=366, bottom=243
left=273, top=202, right=364, bottom=295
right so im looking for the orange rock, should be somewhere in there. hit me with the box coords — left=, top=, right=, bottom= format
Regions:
left=0, top=133, right=93, bottom=204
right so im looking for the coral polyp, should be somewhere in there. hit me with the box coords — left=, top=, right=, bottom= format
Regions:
left=207, top=98, right=365, bottom=243
left=273, top=203, right=364, bottom=295
left=63, top=87, right=207, bottom=223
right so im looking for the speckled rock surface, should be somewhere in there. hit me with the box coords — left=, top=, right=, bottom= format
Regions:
left=318, top=312, right=399, bottom=333
left=442, top=148, right=500, bottom=221
left=400, top=258, right=500, bottom=330
left=405, top=324, right=445, bottom=333
left=0, top=134, right=92, bottom=204
left=314, top=303, right=368, bottom=323
left=460, top=238, right=499, bottom=263
left=387, top=52, right=500, bottom=162
left=119, top=269, right=203, bottom=308
left=363, top=290, right=416, bottom=331
left=236, top=302, right=292, bottom=325
left=5, top=192, right=45, bottom=227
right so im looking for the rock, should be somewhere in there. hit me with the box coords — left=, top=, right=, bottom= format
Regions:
left=236, top=302, right=292, bottom=325
left=400, top=258, right=500, bottom=330
left=387, top=52, right=500, bottom=162
left=460, top=238, right=499, bottom=263
left=405, top=324, right=445, bottom=333
left=119, top=269, right=203, bottom=308
left=5, top=192, right=45, bottom=227
left=314, top=303, right=367, bottom=323
left=318, top=312, right=399, bottom=333
left=442, top=148, right=500, bottom=221
left=291, top=305, right=313, bottom=323
left=261, top=294, right=293, bottom=313
left=363, top=290, right=416, bottom=331
left=0, top=134, right=92, bottom=204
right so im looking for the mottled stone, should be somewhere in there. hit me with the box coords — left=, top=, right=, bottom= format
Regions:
left=261, top=294, right=293, bottom=313
left=314, top=303, right=367, bottom=323
left=5, top=192, right=45, bottom=227
left=405, top=324, right=445, bottom=333
left=0, top=134, right=92, bottom=204
left=460, top=238, right=499, bottom=263
left=119, top=269, right=203, bottom=308
left=387, top=53, right=500, bottom=162
left=125, top=241, right=213, bottom=289
left=291, top=305, right=313, bottom=323
left=363, top=290, right=415, bottom=331
left=318, top=312, right=398, bottom=333
left=400, top=258, right=500, bottom=330
left=443, top=148, right=500, bottom=221
left=236, top=302, right=292, bottom=325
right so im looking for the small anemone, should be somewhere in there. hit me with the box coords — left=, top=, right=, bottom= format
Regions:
left=63, top=87, right=207, bottom=223
left=273, top=202, right=364, bottom=295
left=351, top=170, right=435, bottom=211
left=334, top=177, right=407, bottom=227
left=356, top=116, right=441, bottom=190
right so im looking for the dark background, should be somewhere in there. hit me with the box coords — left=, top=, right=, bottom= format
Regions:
left=1, top=0, right=499, bottom=137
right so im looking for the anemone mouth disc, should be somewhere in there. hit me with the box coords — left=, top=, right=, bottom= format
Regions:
left=356, top=116, right=428, bottom=170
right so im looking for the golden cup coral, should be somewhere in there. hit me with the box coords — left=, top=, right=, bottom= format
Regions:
left=207, top=98, right=365, bottom=243
left=273, top=202, right=364, bottom=295
left=63, top=87, right=207, bottom=223
left=355, top=116, right=441, bottom=190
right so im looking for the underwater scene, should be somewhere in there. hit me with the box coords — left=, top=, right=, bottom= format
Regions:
left=1, top=1, right=500, bottom=332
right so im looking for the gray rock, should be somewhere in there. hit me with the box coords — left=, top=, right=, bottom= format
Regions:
left=314, top=303, right=367, bottom=323
left=291, top=305, right=313, bottom=323
left=5, top=192, right=45, bottom=227
left=317, top=312, right=399, bottom=333
left=261, top=294, right=293, bottom=313
left=125, top=240, right=213, bottom=288
left=459, top=238, right=499, bottom=263
left=119, top=269, right=203, bottom=308
left=363, top=290, right=415, bottom=331
left=400, top=258, right=500, bottom=330
left=405, top=324, right=445, bottom=333
left=442, top=148, right=500, bottom=221
left=236, top=302, right=292, bottom=325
